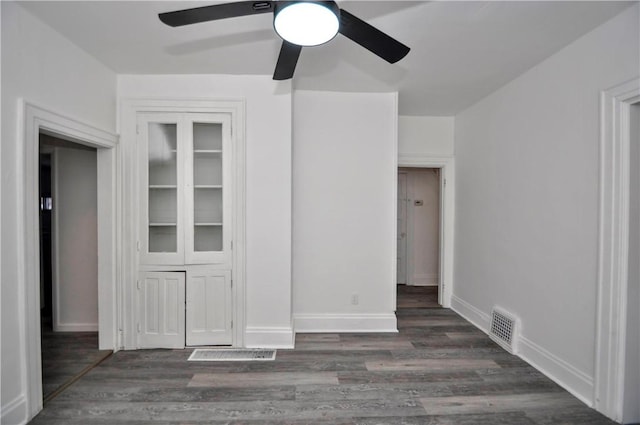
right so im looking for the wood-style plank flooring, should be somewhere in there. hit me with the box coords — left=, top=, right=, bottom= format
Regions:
left=397, top=284, right=439, bottom=309
left=40, top=322, right=112, bottom=402
left=30, top=286, right=616, bottom=424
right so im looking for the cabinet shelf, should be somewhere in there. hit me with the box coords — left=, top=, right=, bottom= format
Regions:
left=149, top=185, right=178, bottom=189
left=194, top=185, right=222, bottom=189
left=195, top=222, right=222, bottom=226
left=194, top=150, right=222, bottom=154
left=149, top=223, right=177, bottom=227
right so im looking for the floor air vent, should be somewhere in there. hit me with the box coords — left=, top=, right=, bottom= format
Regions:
left=490, top=307, right=518, bottom=354
left=188, top=349, right=276, bottom=362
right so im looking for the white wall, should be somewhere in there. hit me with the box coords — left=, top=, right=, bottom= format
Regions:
left=398, top=116, right=454, bottom=157
left=117, top=75, right=293, bottom=347
left=1, top=2, right=116, bottom=423
left=293, top=91, right=398, bottom=332
left=53, top=147, right=98, bottom=332
left=623, top=102, right=640, bottom=424
left=453, top=4, right=639, bottom=406
left=400, top=168, right=440, bottom=286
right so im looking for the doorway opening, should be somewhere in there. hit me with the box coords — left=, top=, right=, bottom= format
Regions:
left=397, top=167, right=441, bottom=309
left=22, top=102, right=118, bottom=421
left=38, top=133, right=111, bottom=403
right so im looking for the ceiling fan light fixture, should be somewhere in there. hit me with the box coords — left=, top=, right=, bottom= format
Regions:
left=274, top=1, right=340, bottom=46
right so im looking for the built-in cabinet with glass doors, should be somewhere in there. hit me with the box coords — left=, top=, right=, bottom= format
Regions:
left=137, top=112, right=233, bottom=349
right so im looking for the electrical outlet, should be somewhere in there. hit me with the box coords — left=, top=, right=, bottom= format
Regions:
left=351, top=293, right=359, bottom=305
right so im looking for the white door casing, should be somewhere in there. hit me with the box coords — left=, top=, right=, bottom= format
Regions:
left=21, top=101, right=118, bottom=420
left=595, top=77, right=640, bottom=422
left=397, top=172, right=408, bottom=284
left=397, top=155, right=454, bottom=308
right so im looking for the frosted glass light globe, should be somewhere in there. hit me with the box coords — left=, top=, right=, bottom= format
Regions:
left=274, top=2, right=339, bottom=46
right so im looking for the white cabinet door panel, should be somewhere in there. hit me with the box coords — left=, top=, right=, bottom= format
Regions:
left=186, top=269, right=232, bottom=346
left=138, top=272, right=185, bottom=349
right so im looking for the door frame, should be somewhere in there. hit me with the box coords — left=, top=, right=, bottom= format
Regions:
left=398, top=154, right=454, bottom=308
left=20, top=100, right=119, bottom=419
left=397, top=170, right=409, bottom=285
left=595, top=77, right=640, bottom=421
left=119, top=99, right=246, bottom=349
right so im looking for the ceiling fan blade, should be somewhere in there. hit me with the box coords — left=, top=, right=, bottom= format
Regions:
left=338, top=9, right=410, bottom=64
left=273, top=41, right=302, bottom=80
left=159, top=1, right=274, bottom=27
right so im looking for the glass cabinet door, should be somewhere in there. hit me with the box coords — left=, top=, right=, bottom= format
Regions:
left=139, top=114, right=184, bottom=265
left=192, top=122, right=223, bottom=252
left=148, top=122, right=178, bottom=252
left=139, top=112, right=231, bottom=266
left=186, top=114, right=231, bottom=264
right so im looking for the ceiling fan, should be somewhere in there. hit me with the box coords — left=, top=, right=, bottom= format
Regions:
left=159, top=1, right=410, bottom=80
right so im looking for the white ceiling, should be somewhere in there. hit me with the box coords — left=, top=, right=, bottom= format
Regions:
left=19, top=1, right=633, bottom=115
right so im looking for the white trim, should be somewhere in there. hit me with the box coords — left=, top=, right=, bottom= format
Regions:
left=398, top=154, right=455, bottom=308
left=451, top=294, right=595, bottom=407
left=519, top=336, right=594, bottom=407
left=244, top=327, right=295, bottom=349
left=390, top=93, right=399, bottom=311
left=51, top=149, right=61, bottom=333
left=405, top=170, right=414, bottom=286
left=52, top=323, right=99, bottom=332
left=400, top=152, right=454, bottom=160
left=595, top=77, right=640, bottom=421
left=119, top=98, right=246, bottom=350
left=294, top=314, right=398, bottom=333
left=1, top=394, right=28, bottom=425
left=397, top=170, right=409, bottom=285
left=21, top=100, right=119, bottom=422
left=450, top=295, right=490, bottom=332
left=411, top=273, right=439, bottom=286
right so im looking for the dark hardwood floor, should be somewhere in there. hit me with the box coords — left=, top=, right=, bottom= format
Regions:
left=397, top=284, right=439, bottom=309
left=30, top=286, right=616, bottom=424
left=40, top=322, right=112, bottom=402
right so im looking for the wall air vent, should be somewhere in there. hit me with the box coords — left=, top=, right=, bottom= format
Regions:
left=490, top=307, right=519, bottom=354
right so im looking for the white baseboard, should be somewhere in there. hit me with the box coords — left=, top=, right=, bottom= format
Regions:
left=244, top=327, right=294, bottom=349
left=54, top=322, right=98, bottom=332
left=294, top=313, right=398, bottom=333
left=451, top=294, right=594, bottom=407
left=2, top=394, right=28, bottom=425
left=411, top=273, right=439, bottom=286
left=518, top=336, right=594, bottom=406
left=450, top=295, right=491, bottom=333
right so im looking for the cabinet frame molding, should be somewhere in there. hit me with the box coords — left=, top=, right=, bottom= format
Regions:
left=120, top=99, right=246, bottom=349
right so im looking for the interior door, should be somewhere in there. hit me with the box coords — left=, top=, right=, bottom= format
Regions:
left=397, top=171, right=408, bottom=284
left=137, top=272, right=185, bottom=349
left=186, top=269, right=232, bottom=346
